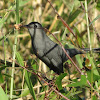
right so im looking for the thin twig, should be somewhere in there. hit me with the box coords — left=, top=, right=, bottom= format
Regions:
left=45, top=1, right=100, bottom=96
left=43, top=27, right=100, bottom=98
left=80, top=2, right=100, bottom=98
left=80, top=2, right=100, bottom=42
left=14, top=61, right=70, bottom=100
left=47, top=0, right=77, bottom=40
left=44, top=28, right=83, bottom=75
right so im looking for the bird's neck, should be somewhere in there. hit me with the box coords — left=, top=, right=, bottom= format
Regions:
left=31, top=29, right=46, bottom=49
left=30, top=29, right=45, bottom=40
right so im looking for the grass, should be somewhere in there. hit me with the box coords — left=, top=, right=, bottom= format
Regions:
left=0, top=0, right=100, bottom=100
left=10, top=0, right=20, bottom=99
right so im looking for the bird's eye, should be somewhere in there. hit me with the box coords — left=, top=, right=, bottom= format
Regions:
left=34, top=25, right=37, bottom=28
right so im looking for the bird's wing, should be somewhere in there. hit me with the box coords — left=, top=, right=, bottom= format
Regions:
left=43, top=40, right=56, bottom=59
left=44, top=40, right=62, bottom=65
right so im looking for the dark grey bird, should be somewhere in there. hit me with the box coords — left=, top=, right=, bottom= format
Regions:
left=22, top=22, right=100, bottom=74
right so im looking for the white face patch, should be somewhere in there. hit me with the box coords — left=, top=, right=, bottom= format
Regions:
left=28, top=27, right=35, bottom=37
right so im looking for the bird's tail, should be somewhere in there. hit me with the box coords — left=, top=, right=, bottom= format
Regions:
left=64, top=48, right=100, bottom=60
left=82, top=48, right=100, bottom=53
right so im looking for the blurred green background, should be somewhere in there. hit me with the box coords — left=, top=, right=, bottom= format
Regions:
left=0, top=0, right=100, bottom=100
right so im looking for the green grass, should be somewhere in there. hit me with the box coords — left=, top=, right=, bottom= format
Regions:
left=0, top=0, right=100, bottom=100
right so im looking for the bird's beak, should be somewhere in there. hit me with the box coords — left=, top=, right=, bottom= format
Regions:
left=21, top=25, right=29, bottom=28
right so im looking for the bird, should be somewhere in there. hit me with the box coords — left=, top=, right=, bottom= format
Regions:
left=22, top=22, right=100, bottom=74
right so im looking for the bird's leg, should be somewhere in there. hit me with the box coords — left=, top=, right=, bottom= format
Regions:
left=46, top=70, right=56, bottom=80
left=41, top=73, right=52, bottom=83
left=64, top=62, right=71, bottom=80
left=41, top=71, right=56, bottom=84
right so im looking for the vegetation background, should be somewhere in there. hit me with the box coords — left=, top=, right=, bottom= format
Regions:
left=0, top=0, right=100, bottom=100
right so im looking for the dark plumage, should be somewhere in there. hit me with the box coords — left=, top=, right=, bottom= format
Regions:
left=23, top=22, right=100, bottom=74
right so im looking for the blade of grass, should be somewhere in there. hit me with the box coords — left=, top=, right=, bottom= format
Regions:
left=10, top=0, right=20, bottom=99
left=4, top=32, right=8, bottom=95
left=0, top=86, right=8, bottom=100
left=84, top=0, right=95, bottom=99
left=16, top=51, right=37, bottom=99
left=0, top=6, right=12, bottom=29
left=84, top=0, right=91, bottom=50
left=25, top=71, right=37, bottom=100
left=89, top=14, right=100, bottom=26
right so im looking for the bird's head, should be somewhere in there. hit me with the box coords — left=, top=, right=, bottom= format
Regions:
left=24, top=22, right=42, bottom=29
left=22, top=22, right=43, bottom=37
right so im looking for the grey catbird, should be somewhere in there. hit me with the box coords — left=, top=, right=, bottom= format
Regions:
left=23, top=22, right=100, bottom=74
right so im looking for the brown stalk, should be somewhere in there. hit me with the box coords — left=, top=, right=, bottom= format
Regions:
left=44, top=27, right=100, bottom=98
left=80, top=2, right=100, bottom=42
left=44, top=28, right=83, bottom=75
left=14, top=61, right=70, bottom=100
left=47, top=0, right=77, bottom=40
left=45, top=1, right=100, bottom=97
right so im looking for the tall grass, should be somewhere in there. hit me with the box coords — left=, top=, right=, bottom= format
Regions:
left=0, top=0, right=100, bottom=100
left=10, top=0, right=20, bottom=99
